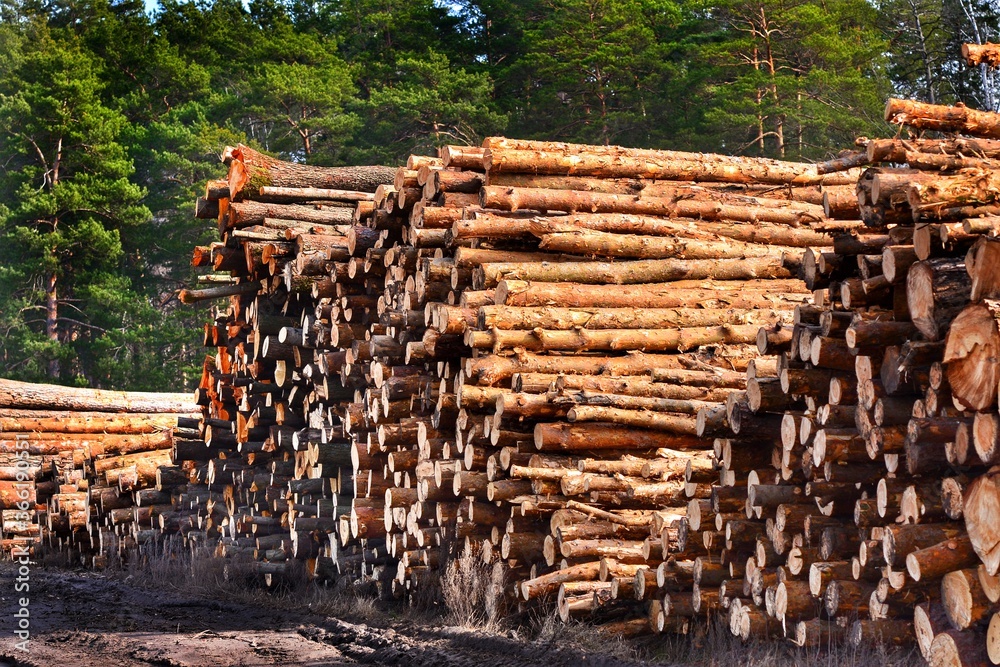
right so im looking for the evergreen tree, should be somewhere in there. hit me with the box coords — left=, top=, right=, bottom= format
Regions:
left=0, top=20, right=151, bottom=384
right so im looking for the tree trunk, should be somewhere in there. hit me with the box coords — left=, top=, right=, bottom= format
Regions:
left=45, top=270, right=58, bottom=379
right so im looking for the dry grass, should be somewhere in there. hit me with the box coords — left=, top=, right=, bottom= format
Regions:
left=634, top=617, right=923, bottom=667
left=107, top=538, right=925, bottom=666
left=439, top=543, right=507, bottom=631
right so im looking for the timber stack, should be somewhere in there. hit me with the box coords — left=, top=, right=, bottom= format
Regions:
left=701, top=53, right=1000, bottom=665
left=182, top=137, right=860, bottom=622
left=0, top=378, right=197, bottom=565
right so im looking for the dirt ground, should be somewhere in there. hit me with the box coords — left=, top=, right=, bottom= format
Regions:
left=0, top=563, right=649, bottom=667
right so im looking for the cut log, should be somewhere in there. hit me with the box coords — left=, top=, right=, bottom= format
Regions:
left=942, top=568, right=992, bottom=630
left=227, top=144, right=394, bottom=200
left=477, top=256, right=798, bottom=288
left=484, top=146, right=855, bottom=186
left=907, top=258, right=972, bottom=341
left=496, top=279, right=809, bottom=309
left=964, top=468, right=1000, bottom=575
left=963, top=43, right=1000, bottom=68
left=944, top=301, right=1000, bottom=411
left=480, top=186, right=825, bottom=225
left=885, top=98, right=1000, bottom=139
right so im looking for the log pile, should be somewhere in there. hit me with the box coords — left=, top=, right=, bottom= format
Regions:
left=178, top=76, right=1000, bottom=658
left=693, top=87, right=1000, bottom=661
left=0, top=378, right=196, bottom=564
left=182, top=140, right=850, bottom=613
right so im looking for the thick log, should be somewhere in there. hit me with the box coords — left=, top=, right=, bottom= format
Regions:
left=944, top=301, right=1000, bottom=411
left=484, top=146, right=854, bottom=186
left=885, top=98, right=1000, bottom=139
left=178, top=281, right=261, bottom=304
left=479, top=305, right=786, bottom=331
left=906, top=537, right=978, bottom=583
left=466, top=325, right=761, bottom=353
left=534, top=422, right=709, bottom=452
left=464, top=352, right=694, bottom=386
left=227, top=144, right=394, bottom=200
left=228, top=201, right=354, bottom=229
left=458, top=212, right=833, bottom=247
left=0, top=413, right=180, bottom=434
left=929, top=629, right=988, bottom=667
left=970, top=237, right=1000, bottom=301
left=963, top=43, right=1000, bottom=68
left=942, top=568, right=992, bottom=630
left=965, top=468, right=1000, bottom=576
left=535, top=229, right=801, bottom=261
left=908, top=169, right=1000, bottom=215
left=868, top=137, right=1000, bottom=162
left=0, top=379, right=197, bottom=414
left=907, top=258, right=971, bottom=341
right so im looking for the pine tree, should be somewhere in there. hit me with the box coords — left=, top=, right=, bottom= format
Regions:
left=0, top=20, right=150, bottom=383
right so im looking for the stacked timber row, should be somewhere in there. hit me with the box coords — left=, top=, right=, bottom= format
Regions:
left=182, top=147, right=395, bottom=585
left=460, top=139, right=853, bottom=634
left=184, top=138, right=862, bottom=619
left=703, top=88, right=1000, bottom=664
left=0, top=378, right=196, bottom=565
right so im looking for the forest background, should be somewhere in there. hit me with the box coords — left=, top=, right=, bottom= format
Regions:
left=0, top=0, right=996, bottom=390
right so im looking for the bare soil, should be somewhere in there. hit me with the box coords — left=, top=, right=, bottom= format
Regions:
left=0, top=563, right=647, bottom=667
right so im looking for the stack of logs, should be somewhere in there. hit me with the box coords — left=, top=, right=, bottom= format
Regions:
left=0, top=378, right=196, bottom=565
left=179, top=54, right=1000, bottom=660
left=696, top=87, right=1000, bottom=665
left=182, top=138, right=857, bottom=619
